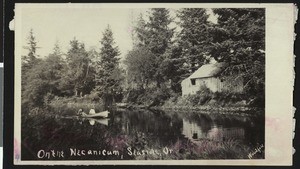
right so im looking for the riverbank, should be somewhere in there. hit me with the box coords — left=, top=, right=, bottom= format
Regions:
left=23, top=92, right=264, bottom=118
left=122, top=104, right=263, bottom=117
left=157, top=105, right=262, bottom=115
left=122, top=94, right=264, bottom=116
left=22, top=96, right=106, bottom=117
left=122, top=86, right=264, bottom=116
left=161, top=105, right=257, bottom=112
left=115, top=101, right=263, bottom=117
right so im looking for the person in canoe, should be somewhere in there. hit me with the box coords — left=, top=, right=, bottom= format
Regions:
left=88, top=108, right=109, bottom=118
left=89, top=108, right=96, bottom=115
left=77, top=108, right=109, bottom=118
left=77, top=108, right=88, bottom=116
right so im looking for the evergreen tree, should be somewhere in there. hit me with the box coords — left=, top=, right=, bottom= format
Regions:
left=124, top=46, right=156, bottom=89
left=146, top=8, right=174, bottom=87
left=210, top=8, right=265, bottom=100
left=21, top=29, right=41, bottom=99
left=22, top=29, right=39, bottom=68
left=22, top=43, right=66, bottom=108
left=95, top=25, right=122, bottom=107
left=46, top=42, right=65, bottom=96
left=177, top=8, right=211, bottom=73
left=160, top=42, right=186, bottom=93
left=133, top=14, right=148, bottom=47
left=52, top=40, right=63, bottom=57
left=63, top=38, right=91, bottom=96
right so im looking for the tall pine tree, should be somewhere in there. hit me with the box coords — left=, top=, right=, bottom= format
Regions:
left=22, top=29, right=40, bottom=73
left=210, top=8, right=265, bottom=102
left=160, top=41, right=186, bottom=93
left=22, top=29, right=41, bottom=100
left=133, top=14, right=148, bottom=48
left=146, top=8, right=174, bottom=87
left=177, top=8, right=211, bottom=73
left=63, top=38, right=91, bottom=97
left=22, top=43, right=66, bottom=109
left=95, top=25, right=121, bottom=107
left=45, top=42, right=65, bottom=96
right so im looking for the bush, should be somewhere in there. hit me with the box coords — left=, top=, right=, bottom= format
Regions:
left=162, top=85, right=252, bottom=108
left=212, top=91, right=248, bottom=106
left=124, top=86, right=173, bottom=107
left=123, top=88, right=143, bottom=103
left=186, top=85, right=213, bottom=106
left=162, top=85, right=214, bottom=107
left=149, top=86, right=172, bottom=106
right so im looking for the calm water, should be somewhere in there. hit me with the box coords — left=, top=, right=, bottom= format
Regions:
left=21, top=108, right=264, bottom=160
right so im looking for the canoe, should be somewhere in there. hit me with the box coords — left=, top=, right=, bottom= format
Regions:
left=85, top=117, right=109, bottom=126
left=81, top=110, right=109, bottom=118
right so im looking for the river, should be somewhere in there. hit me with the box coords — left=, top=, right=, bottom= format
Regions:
left=21, top=108, right=264, bottom=160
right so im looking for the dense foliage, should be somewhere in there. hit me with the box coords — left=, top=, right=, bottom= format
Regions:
left=22, top=8, right=265, bottom=114
left=177, top=8, right=212, bottom=72
left=210, top=8, right=265, bottom=104
left=125, top=8, right=265, bottom=107
left=124, top=46, right=156, bottom=89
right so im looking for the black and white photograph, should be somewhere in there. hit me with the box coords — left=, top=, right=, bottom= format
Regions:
left=13, top=3, right=294, bottom=165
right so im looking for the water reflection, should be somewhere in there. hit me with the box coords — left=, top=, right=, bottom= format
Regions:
left=182, top=118, right=246, bottom=141
left=180, top=112, right=262, bottom=145
left=21, top=109, right=264, bottom=160
left=86, top=118, right=109, bottom=126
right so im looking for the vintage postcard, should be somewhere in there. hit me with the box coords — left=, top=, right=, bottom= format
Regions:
left=14, top=3, right=295, bottom=165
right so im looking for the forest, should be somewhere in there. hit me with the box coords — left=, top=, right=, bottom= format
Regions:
left=21, top=8, right=265, bottom=115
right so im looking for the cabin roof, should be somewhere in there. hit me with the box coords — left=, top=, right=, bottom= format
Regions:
left=189, top=62, right=226, bottom=79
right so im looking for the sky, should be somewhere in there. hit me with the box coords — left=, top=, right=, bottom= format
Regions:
left=20, top=7, right=217, bottom=60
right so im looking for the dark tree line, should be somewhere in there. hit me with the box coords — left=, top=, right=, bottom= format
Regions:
left=22, top=8, right=265, bottom=110
left=22, top=26, right=122, bottom=110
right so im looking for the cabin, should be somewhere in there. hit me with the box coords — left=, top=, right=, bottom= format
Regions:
left=181, top=62, right=244, bottom=96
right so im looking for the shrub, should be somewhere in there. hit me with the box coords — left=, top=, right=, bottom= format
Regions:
left=149, top=86, right=172, bottom=106
left=162, top=85, right=214, bottom=107
left=186, top=85, right=213, bottom=106
left=123, top=88, right=144, bottom=103
left=124, top=86, right=174, bottom=107
left=212, top=91, right=249, bottom=106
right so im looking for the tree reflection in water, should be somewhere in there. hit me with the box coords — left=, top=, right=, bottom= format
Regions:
left=21, top=109, right=264, bottom=160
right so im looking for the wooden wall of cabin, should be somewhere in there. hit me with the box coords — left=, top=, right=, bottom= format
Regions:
left=181, top=76, right=244, bottom=96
